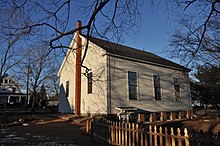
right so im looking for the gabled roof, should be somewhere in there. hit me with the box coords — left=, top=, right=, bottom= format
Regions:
left=81, top=34, right=190, bottom=72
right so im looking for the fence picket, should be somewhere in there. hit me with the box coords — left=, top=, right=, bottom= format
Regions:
left=149, top=125, right=153, bottom=146
left=116, top=122, right=118, bottom=144
left=171, top=127, right=175, bottom=146
left=88, top=119, right=218, bottom=146
left=165, top=127, right=170, bottom=146
left=145, top=128, right=148, bottom=146
left=177, top=128, right=182, bottom=146
left=129, top=123, right=132, bottom=146
left=154, top=126, right=158, bottom=146
left=140, top=128, right=144, bottom=146
left=159, top=126, right=163, bottom=146
left=132, top=123, right=135, bottom=146
left=136, top=124, right=139, bottom=146
left=111, top=124, right=115, bottom=145
left=184, top=128, right=189, bottom=146
left=125, top=122, right=128, bottom=146
left=122, top=122, right=125, bottom=145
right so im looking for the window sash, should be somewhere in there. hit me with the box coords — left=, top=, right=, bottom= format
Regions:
left=66, top=81, right=69, bottom=97
left=128, top=71, right=137, bottom=100
left=88, top=72, right=92, bottom=94
left=153, top=75, right=161, bottom=100
left=173, top=78, right=180, bottom=100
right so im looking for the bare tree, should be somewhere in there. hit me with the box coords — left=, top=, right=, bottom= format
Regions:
left=45, top=73, right=59, bottom=96
left=168, top=0, right=220, bottom=68
left=0, top=0, right=143, bottom=73
left=0, top=4, right=31, bottom=83
left=28, top=46, right=59, bottom=110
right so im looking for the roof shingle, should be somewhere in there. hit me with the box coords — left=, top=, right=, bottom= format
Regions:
left=82, top=34, right=190, bottom=72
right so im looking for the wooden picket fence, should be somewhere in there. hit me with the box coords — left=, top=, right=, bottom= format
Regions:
left=87, top=120, right=190, bottom=146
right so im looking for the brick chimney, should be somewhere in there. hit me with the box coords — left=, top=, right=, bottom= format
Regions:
left=75, top=20, right=82, bottom=115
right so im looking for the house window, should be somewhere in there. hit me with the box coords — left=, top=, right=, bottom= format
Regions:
left=128, top=71, right=138, bottom=100
left=12, top=87, right=16, bottom=93
left=87, top=72, right=92, bottom=94
left=5, top=79, right=8, bottom=83
left=9, top=96, right=16, bottom=103
left=153, top=75, right=161, bottom=100
left=66, top=81, right=69, bottom=97
left=173, top=78, right=180, bottom=101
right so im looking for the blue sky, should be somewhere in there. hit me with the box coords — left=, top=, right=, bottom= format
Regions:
left=41, top=1, right=185, bottom=66
left=70, top=1, right=181, bottom=64
left=122, top=1, right=179, bottom=61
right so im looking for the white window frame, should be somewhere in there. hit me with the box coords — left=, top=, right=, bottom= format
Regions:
left=126, top=70, right=140, bottom=101
left=152, top=74, right=162, bottom=101
left=173, top=77, right=181, bottom=101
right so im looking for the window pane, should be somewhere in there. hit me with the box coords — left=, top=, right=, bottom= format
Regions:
left=66, top=81, right=69, bottom=97
left=153, top=75, right=161, bottom=100
left=88, top=72, right=92, bottom=94
left=12, top=87, right=16, bottom=93
left=173, top=78, right=180, bottom=101
left=128, top=71, right=137, bottom=100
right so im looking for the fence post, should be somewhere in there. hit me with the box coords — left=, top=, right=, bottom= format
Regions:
left=187, top=110, right=193, bottom=119
left=169, top=111, right=172, bottom=120
left=179, top=111, right=182, bottom=119
left=171, top=112, right=176, bottom=121
left=86, top=120, right=89, bottom=134
left=184, top=128, right=190, bottom=146
left=139, top=113, right=145, bottom=123
left=161, top=112, right=167, bottom=121
left=150, top=113, right=157, bottom=122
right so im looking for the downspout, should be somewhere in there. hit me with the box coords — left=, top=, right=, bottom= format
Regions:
left=75, top=21, right=82, bottom=115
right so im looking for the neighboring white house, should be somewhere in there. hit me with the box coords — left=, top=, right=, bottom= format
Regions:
left=58, top=25, right=192, bottom=117
left=0, top=74, right=26, bottom=105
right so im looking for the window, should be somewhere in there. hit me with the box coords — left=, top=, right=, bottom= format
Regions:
left=9, top=96, right=16, bottom=103
left=153, top=75, right=161, bottom=100
left=87, top=72, right=92, bottom=94
left=173, top=78, right=180, bottom=101
left=12, top=87, right=16, bottom=93
left=128, top=71, right=138, bottom=100
left=4, top=79, right=8, bottom=83
left=66, top=81, right=69, bottom=97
